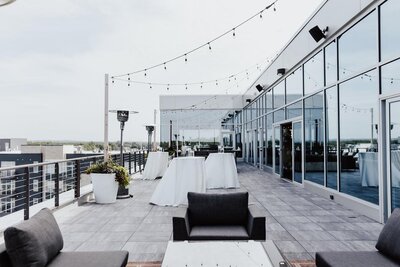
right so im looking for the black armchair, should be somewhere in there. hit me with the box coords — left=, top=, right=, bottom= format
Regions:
left=173, top=192, right=266, bottom=241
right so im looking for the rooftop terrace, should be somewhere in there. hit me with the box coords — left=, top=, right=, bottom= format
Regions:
left=53, top=163, right=383, bottom=264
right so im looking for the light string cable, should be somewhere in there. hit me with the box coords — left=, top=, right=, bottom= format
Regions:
left=112, top=58, right=269, bottom=90
left=111, top=0, right=278, bottom=79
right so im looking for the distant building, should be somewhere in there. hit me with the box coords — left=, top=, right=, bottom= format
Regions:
left=0, top=138, right=27, bottom=152
left=0, top=144, right=97, bottom=216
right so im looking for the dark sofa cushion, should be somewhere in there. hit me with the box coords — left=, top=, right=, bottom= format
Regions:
left=376, top=208, right=400, bottom=262
left=190, top=225, right=249, bottom=240
left=47, top=251, right=129, bottom=267
left=188, top=192, right=248, bottom=226
left=4, top=208, right=63, bottom=267
left=316, top=251, right=399, bottom=267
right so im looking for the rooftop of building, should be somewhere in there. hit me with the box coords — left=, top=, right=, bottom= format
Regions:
left=50, top=163, right=382, bottom=264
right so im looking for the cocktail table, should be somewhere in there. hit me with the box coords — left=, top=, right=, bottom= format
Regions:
left=162, top=240, right=285, bottom=267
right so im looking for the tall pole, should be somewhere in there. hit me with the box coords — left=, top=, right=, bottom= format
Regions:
left=104, top=74, right=109, bottom=161
left=153, top=109, right=157, bottom=150
left=120, top=122, right=124, bottom=166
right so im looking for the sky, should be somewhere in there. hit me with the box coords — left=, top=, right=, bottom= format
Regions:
left=0, top=0, right=323, bottom=142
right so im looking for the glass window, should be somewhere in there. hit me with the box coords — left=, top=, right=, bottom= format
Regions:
left=274, top=126, right=281, bottom=174
left=326, top=87, right=338, bottom=190
left=286, top=67, right=303, bottom=102
left=266, top=89, right=273, bottom=113
left=325, top=41, right=337, bottom=86
left=381, top=59, right=400, bottom=96
left=286, top=101, right=302, bottom=119
left=266, top=114, right=273, bottom=167
left=304, top=50, right=324, bottom=95
left=274, top=81, right=285, bottom=109
left=339, top=70, right=379, bottom=205
left=381, top=1, right=400, bottom=61
left=274, top=108, right=285, bottom=123
left=339, top=11, right=377, bottom=79
left=304, top=92, right=325, bottom=186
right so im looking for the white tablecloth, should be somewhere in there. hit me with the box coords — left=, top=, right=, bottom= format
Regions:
left=205, top=153, right=239, bottom=189
left=360, top=151, right=400, bottom=187
left=150, top=157, right=206, bottom=206
left=142, top=152, right=169, bottom=180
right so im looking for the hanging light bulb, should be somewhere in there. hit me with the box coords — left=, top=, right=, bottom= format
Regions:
left=128, top=82, right=131, bottom=87
left=200, top=83, right=203, bottom=89
left=216, top=80, right=218, bottom=86
left=128, top=74, right=130, bottom=81
left=208, top=42, right=212, bottom=50
left=273, top=3, right=276, bottom=11
left=144, top=69, right=147, bottom=76
left=232, top=28, right=236, bottom=37
left=184, top=54, right=188, bottom=62
left=149, top=83, right=152, bottom=89
left=167, top=84, right=170, bottom=90
left=164, top=62, right=167, bottom=70
left=260, top=11, right=263, bottom=18
left=112, top=79, right=114, bottom=84
left=185, top=84, right=188, bottom=90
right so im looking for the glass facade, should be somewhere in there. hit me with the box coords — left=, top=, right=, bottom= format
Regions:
left=240, top=1, right=400, bottom=209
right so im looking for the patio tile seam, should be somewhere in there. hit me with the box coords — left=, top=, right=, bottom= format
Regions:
left=239, top=178, right=311, bottom=260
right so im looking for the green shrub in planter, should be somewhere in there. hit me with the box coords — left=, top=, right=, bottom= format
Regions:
left=85, top=160, right=130, bottom=187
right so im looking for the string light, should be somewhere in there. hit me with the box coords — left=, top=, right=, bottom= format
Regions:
left=111, top=0, right=279, bottom=78
left=164, top=62, right=167, bottom=70
left=111, top=57, right=271, bottom=91
left=260, top=11, right=263, bottom=18
left=232, top=28, right=236, bottom=37
left=144, top=69, right=147, bottom=76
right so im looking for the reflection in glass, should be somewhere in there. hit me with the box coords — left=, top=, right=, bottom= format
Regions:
left=304, top=93, right=324, bottom=186
left=293, top=122, right=302, bottom=183
left=286, top=67, right=303, bottom=102
left=281, top=123, right=293, bottom=180
left=381, top=1, right=400, bottom=61
left=274, top=81, right=285, bottom=109
left=266, top=114, right=273, bottom=167
left=381, top=59, right=400, bottom=96
left=339, top=70, right=379, bottom=204
left=274, top=108, right=285, bottom=123
left=304, top=51, right=324, bottom=95
left=274, top=126, right=281, bottom=174
left=339, top=11, right=377, bottom=79
left=287, top=101, right=302, bottom=119
left=326, top=87, right=338, bottom=189
left=389, top=101, right=400, bottom=211
left=325, top=41, right=337, bottom=86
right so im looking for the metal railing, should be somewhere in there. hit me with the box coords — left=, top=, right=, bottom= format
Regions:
left=0, top=151, right=147, bottom=222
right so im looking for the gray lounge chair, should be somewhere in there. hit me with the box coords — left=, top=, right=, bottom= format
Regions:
left=316, top=208, right=400, bottom=267
left=0, top=208, right=128, bottom=267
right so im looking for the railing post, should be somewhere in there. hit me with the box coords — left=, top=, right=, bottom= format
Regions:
left=134, top=152, right=137, bottom=173
left=128, top=153, right=132, bottom=175
left=24, top=167, right=30, bottom=220
left=75, top=160, right=81, bottom=198
left=55, top=163, right=60, bottom=207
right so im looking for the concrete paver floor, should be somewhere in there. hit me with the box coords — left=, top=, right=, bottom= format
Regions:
left=55, top=163, right=382, bottom=262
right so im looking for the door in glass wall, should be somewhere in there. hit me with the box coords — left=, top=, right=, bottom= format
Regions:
left=293, top=121, right=303, bottom=184
left=388, top=99, right=400, bottom=212
left=274, top=126, right=281, bottom=175
left=281, top=122, right=293, bottom=180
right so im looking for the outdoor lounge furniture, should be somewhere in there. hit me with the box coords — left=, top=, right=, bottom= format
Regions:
left=0, top=208, right=129, bottom=267
left=316, top=208, right=400, bottom=267
left=172, top=192, right=266, bottom=241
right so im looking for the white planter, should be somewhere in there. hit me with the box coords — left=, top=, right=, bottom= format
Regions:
left=90, top=173, right=118, bottom=204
